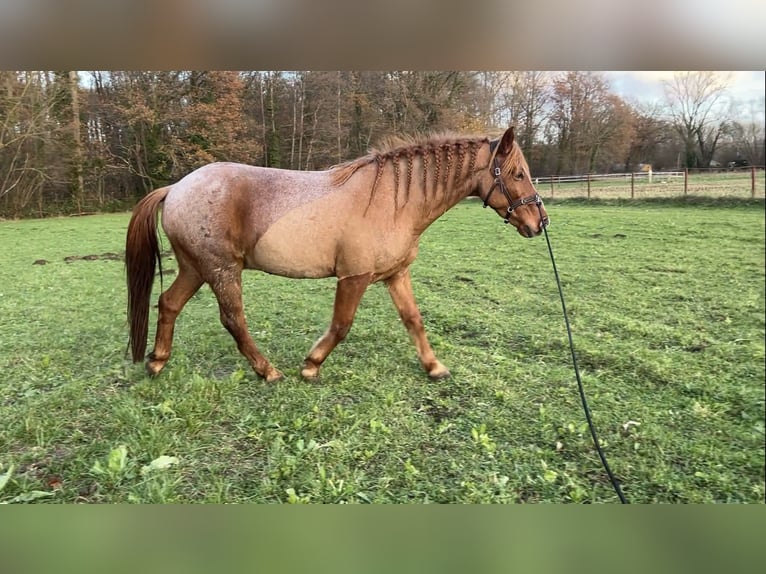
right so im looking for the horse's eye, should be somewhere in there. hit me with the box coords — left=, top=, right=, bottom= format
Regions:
left=514, top=172, right=524, bottom=181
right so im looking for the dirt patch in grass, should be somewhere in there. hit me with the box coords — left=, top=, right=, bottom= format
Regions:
left=32, top=251, right=177, bottom=277
left=58, top=250, right=174, bottom=264
left=64, top=252, right=124, bottom=263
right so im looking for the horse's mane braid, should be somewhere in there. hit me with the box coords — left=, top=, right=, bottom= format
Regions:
left=432, top=144, right=442, bottom=197
left=330, top=133, right=489, bottom=209
left=454, top=142, right=465, bottom=185
left=404, top=148, right=414, bottom=204
left=369, top=156, right=385, bottom=205
left=392, top=151, right=400, bottom=212
left=443, top=143, right=454, bottom=189
left=467, top=140, right=478, bottom=175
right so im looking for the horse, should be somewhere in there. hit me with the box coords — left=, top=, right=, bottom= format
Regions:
left=125, top=126, right=549, bottom=382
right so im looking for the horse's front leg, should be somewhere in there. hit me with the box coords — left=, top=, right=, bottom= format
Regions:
left=301, top=273, right=372, bottom=379
left=385, top=267, right=450, bottom=379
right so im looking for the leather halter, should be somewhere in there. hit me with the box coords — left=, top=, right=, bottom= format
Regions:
left=482, top=139, right=542, bottom=224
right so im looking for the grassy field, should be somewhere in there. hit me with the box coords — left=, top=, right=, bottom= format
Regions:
left=1, top=197, right=764, bottom=503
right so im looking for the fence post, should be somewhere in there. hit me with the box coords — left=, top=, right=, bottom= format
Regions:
left=752, top=166, right=756, bottom=198
left=684, top=168, right=688, bottom=196
left=550, top=176, right=554, bottom=199
left=631, top=172, right=634, bottom=199
left=587, top=173, right=591, bottom=199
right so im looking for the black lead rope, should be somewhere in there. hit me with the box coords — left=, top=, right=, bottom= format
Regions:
left=537, top=203, right=629, bottom=504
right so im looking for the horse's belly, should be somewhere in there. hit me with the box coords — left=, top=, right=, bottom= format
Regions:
left=244, top=191, right=415, bottom=280
left=246, top=219, right=338, bottom=279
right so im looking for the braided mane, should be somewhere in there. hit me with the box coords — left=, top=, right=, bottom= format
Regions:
left=330, top=133, right=490, bottom=210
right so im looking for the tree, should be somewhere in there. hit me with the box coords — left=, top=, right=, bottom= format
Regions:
left=548, top=71, right=632, bottom=174
left=663, top=71, right=731, bottom=168
left=380, top=71, right=476, bottom=135
left=502, top=71, right=551, bottom=157
left=0, top=72, right=60, bottom=216
left=621, top=101, right=673, bottom=171
left=171, top=71, right=260, bottom=171
left=68, top=71, right=85, bottom=212
left=723, top=98, right=765, bottom=166
left=472, top=71, right=512, bottom=128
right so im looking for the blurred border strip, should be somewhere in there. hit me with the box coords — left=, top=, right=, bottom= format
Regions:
left=1, top=0, right=764, bottom=69
left=0, top=505, right=764, bottom=574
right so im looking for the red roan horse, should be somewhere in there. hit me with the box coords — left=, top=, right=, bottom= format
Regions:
left=126, top=126, right=549, bottom=382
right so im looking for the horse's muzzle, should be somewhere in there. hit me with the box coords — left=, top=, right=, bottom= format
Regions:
left=520, top=215, right=549, bottom=238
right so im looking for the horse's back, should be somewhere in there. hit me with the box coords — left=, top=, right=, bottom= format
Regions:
left=160, top=161, right=420, bottom=281
left=161, top=162, right=336, bottom=259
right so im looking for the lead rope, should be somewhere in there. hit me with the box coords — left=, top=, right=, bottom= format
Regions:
left=536, top=202, right=629, bottom=504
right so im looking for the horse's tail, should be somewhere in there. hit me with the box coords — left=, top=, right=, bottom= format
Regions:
left=125, top=186, right=170, bottom=362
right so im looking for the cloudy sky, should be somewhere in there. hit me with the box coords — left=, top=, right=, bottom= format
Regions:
left=604, top=71, right=765, bottom=107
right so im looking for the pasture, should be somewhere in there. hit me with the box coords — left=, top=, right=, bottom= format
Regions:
left=0, top=197, right=764, bottom=503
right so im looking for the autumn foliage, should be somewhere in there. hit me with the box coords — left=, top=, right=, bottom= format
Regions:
left=0, top=71, right=760, bottom=218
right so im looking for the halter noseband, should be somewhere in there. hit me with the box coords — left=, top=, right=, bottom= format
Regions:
left=482, top=140, right=542, bottom=224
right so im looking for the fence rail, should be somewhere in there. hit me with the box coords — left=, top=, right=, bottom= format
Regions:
left=532, top=167, right=765, bottom=200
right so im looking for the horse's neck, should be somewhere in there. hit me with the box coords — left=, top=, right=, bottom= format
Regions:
left=411, top=145, right=492, bottom=232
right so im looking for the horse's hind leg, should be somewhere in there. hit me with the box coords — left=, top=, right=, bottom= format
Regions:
left=146, top=260, right=203, bottom=375
left=301, top=273, right=372, bottom=379
left=209, top=266, right=283, bottom=383
left=385, top=267, right=450, bottom=379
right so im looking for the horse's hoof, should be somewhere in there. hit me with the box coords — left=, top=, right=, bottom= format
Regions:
left=427, top=364, right=451, bottom=380
left=300, top=364, right=320, bottom=380
left=145, top=360, right=166, bottom=377
left=265, top=369, right=284, bottom=383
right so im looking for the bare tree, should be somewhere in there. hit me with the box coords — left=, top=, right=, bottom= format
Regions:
left=472, top=71, right=512, bottom=127
left=69, top=71, right=85, bottom=212
left=381, top=71, right=476, bottom=136
left=502, top=71, right=551, bottom=156
left=0, top=72, right=57, bottom=216
left=663, top=72, right=731, bottom=168
left=725, top=98, right=765, bottom=166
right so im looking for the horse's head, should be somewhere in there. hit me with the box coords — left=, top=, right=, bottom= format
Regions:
left=482, top=126, right=549, bottom=238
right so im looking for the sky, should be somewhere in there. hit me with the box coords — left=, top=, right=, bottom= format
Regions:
left=604, top=71, right=765, bottom=108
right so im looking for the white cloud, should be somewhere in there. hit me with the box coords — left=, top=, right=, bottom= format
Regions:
left=605, top=71, right=765, bottom=107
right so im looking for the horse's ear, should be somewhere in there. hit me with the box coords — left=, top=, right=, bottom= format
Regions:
left=498, top=126, right=516, bottom=155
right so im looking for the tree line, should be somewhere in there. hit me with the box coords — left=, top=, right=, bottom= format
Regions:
left=1, top=70, right=763, bottom=217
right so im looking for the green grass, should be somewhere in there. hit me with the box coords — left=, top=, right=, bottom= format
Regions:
left=1, top=198, right=764, bottom=503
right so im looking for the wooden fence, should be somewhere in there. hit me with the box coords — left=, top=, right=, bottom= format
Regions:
left=532, top=167, right=764, bottom=200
